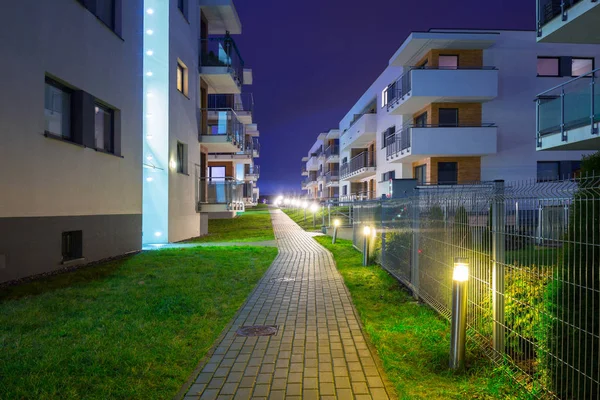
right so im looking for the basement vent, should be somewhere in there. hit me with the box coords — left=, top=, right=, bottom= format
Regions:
left=236, top=325, right=279, bottom=337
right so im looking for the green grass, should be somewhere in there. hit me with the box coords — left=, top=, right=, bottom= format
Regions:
left=314, top=236, right=532, bottom=400
left=188, top=208, right=275, bottom=243
left=0, top=246, right=278, bottom=399
left=282, top=208, right=326, bottom=232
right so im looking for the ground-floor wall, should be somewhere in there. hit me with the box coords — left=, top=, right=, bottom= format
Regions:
left=0, top=214, right=141, bottom=283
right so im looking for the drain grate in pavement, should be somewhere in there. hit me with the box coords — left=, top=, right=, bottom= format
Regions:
left=236, top=325, right=279, bottom=337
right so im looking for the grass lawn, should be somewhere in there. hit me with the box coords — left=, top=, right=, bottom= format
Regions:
left=0, top=246, right=277, bottom=399
left=314, top=236, right=530, bottom=400
left=282, top=208, right=326, bottom=232
left=188, top=208, right=275, bottom=243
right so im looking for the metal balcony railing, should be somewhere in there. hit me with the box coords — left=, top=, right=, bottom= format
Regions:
left=197, top=177, right=244, bottom=206
left=200, top=36, right=244, bottom=88
left=537, top=0, right=587, bottom=35
left=325, top=145, right=339, bottom=159
left=208, top=93, right=254, bottom=113
left=200, top=108, right=245, bottom=147
left=536, top=67, right=600, bottom=146
left=383, top=66, right=498, bottom=111
left=245, top=164, right=260, bottom=177
left=325, top=170, right=339, bottom=185
left=244, top=137, right=260, bottom=156
left=340, top=151, right=375, bottom=179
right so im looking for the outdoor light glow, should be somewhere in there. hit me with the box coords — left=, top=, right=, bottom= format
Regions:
left=146, top=8, right=154, bottom=14
left=453, top=259, right=469, bottom=282
left=363, top=226, right=371, bottom=236
left=334, top=219, right=340, bottom=227
left=146, top=50, right=154, bottom=56
left=169, top=160, right=177, bottom=170
left=284, top=198, right=290, bottom=205
left=146, top=177, right=153, bottom=182
left=310, top=203, right=319, bottom=213
left=302, top=201, right=308, bottom=209
left=146, top=71, right=153, bottom=77
left=146, top=155, right=153, bottom=161
left=146, top=92, right=154, bottom=97
left=154, top=231, right=162, bottom=237
left=146, top=29, right=154, bottom=35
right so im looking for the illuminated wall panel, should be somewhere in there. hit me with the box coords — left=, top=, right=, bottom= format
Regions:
left=142, top=0, right=169, bottom=244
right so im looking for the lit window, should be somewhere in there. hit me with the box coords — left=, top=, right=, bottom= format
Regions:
left=94, top=103, right=114, bottom=153
left=572, top=58, right=594, bottom=77
left=537, top=57, right=560, bottom=77
left=177, top=61, right=188, bottom=96
left=439, top=55, right=458, bottom=69
left=44, top=78, right=72, bottom=139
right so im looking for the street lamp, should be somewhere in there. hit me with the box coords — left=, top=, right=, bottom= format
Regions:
left=362, top=226, right=371, bottom=266
left=302, top=201, right=308, bottom=222
left=310, top=203, right=319, bottom=228
left=332, top=218, right=340, bottom=244
left=450, top=257, right=469, bottom=370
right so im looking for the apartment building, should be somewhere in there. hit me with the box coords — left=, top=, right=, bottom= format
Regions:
left=338, top=29, right=600, bottom=199
left=0, top=0, right=143, bottom=282
left=301, top=130, right=340, bottom=200
left=535, top=0, right=600, bottom=152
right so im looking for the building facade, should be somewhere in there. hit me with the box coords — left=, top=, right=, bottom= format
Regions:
left=535, top=0, right=600, bottom=152
left=338, top=29, right=600, bottom=200
left=301, top=130, right=339, bottom=200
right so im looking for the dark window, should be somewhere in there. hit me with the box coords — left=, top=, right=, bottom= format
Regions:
left=177, top=142, right=187, bottom=174
left=342, top=185, right=347, bottom=196
left=96, top=0, right=115, bottom=30
left=437, top=162, right=458, bottom=184
left=537, top=161, right=581, bottom=181
left=382, top=126, right=396, bottom=148
left=44, top=78, right=72, bottom=139
left=439, top=108, right=459, bottom=127
left=537, top=57, right=560, bottom=77
left=62, top=231, right=83, bottom=261
left=94, top=103, right=114, bottom=152
left=178, top=0, right=187, bottom=18
left=572, top=57, right=594, bottom=76
left=382, top=171, right=396, bottom=181
left=414, top=112, right=427, bottom=127
left=439, top=55, right=458, bottom=69
left=414, top=165, right=427, bottom=185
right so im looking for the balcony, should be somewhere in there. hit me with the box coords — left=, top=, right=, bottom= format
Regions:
left=325, top=170, right=339, bottom=187
left=200, top=36, right=245, bottom=94
left=325, top=145, right=339, bottom=163
left=537, top=0, right=600, bottom=43
left=384, top=66, right=498, bottom=115
left=340, top=152, right=376, bottom=182
left=199, top=108, right=244, bottom=153
left=245, top=123, right=259, bottom=137
left=207, top=137, right=258, bottom=164
left=303, top=174, right=318, bottom=188
left=301, top=166, right=308, bottom=176
left=306, top=153, right=320, bottom=171
left=208, top=93, right=254, bottom=124
left=385, top=123, right=497, bottom=162
left=536, top=68, right=600, bottom=151
left=245, top=165, right=260, bottom=181
left=340, top=113, right=377, bottom=151
left=197, top=177, right=245, bottom=213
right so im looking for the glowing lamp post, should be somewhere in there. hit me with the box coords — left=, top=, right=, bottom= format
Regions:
left=362, top=226, right=372, bottom=266
left=332, top=219, right=340, bottom=244
left=450, top=258, right=469, bottom=370
left=302, top=201, right=308, bottom=222
left=310, top=203, right=319, bottom=227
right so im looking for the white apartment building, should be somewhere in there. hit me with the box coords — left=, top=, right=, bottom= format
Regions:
left=338, top=29, right=600, bottom=200
left=535, top=0, right=600, bottom=152
left=0, top=0, right=259, bottom=283
left=0, top=0, right=143, bottom=283
left=301, top=130, right=340, bottom=200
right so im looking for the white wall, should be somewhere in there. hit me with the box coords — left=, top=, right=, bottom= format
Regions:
left=0, top=0, right=143, bottom=218
left=168, top=0, right=203, bottom=242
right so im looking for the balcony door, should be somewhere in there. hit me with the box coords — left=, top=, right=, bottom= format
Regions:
left=414, top=164, right=426, bottom=185
left=437, top=162, right=458, bottom=185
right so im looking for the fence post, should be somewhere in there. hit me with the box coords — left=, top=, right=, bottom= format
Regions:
left=492, top=180, right=506, bottom=355
left=411, top=197, right=420, bottom=300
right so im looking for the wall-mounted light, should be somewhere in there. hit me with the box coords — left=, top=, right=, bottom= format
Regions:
left=146, top=50, right=154, bottom=56
left=146, top=29, right=154, bottom=35
left=146, top=8, right=154, bottom=14
left=146, top=177, right=154, bottom=182
left=146, top=71, right=153, bottom=77
left=154, top=231, right=162, bottom=237
left=169, top=160, right=177, bottom=170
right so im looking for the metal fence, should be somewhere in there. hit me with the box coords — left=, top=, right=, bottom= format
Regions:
left=333, top=177, right=600, bottom=399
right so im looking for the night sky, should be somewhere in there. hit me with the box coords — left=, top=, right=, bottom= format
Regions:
left=233, top=0, right=534, bottom=195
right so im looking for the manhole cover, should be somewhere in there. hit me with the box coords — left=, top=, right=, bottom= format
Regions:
left=236, top=325, right=279, bottom=337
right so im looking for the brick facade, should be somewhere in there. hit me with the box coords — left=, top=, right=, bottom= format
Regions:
left=412, top=156, right=481, bottom=184
left=413, top=103, right=482, bottom=126
left=415, top=49, right=483, bottom=68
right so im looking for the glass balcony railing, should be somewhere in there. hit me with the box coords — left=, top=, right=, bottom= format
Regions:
left=537, top=0, right=586, bottom=34
left=383, top=66, right=497, bottom=110
left=243, top=137, right=260, bottom=157
left=208, top=93, right=254, bottom=114
left=536, top=67, right=600, bottom=146
left=200, top=108, right=245, bottom=146
left=325, top=145, right=339, bottom=159
left=245, top=164, right=260, bottom=177
left=200, top=36, right=244, bottom=87
left=340, top=151, right=375, bottom=179
left=198, top=177, right=244, bottom=206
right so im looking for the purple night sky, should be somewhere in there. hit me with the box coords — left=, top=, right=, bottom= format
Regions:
left=233, top=0, right=534, bottom=195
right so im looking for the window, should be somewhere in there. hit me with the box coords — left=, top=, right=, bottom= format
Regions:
left=178, top=0, right=187, bottom=18
left=342, top=185, right=347, bottom=196
left=382, top=126, right=395, bottom=148
left=208, top=166, right=226, bottom=180
left=177, top=61, right=188, bottom=96
left=537, top=57, right=560, bottom=77
left=439, top=108, right=459, bottom=127
left=44, top=78, right=72, bottom=139
left=176, top=142, right=187, bottom=174
left=94, top=103, right=114, bottom=152
left=572, top=58, right=594, bottom=76
left=439, top=55, right=458, bottom=69
left=437, top=162, right=458, bottom=184
left=62, top=231, right=83, bottom=262
left=382, top=171, right=395, bottom=182
left=414, top=112, right=428, bottom=127
left=77, top=0, right=117, bottom=32
left=414, top=165, right=426, bottom=185
left=537, top=161, right=581, bottom=181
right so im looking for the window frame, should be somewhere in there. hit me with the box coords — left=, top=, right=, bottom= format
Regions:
left=438, top=108, right=459, bottom=127
left=177, top=0, right=188, bottom=20
left=571, top=57, right=595, bottom=77
left=94, top=102, right=115, bottom=153
left=176, top=142, right=187, bottom=175
left=176, top=60, right=189, bottom=97
left=438, top=54, right=459, bottom=69
left=414, top=164, right=427, bottom=185
left=537, top=56, right=561, bottom=77
left=437, top=162, right=458, bottom=185
left=62, top=230, right=83, bottom=262
left=44, top=77, right=73, bottom=141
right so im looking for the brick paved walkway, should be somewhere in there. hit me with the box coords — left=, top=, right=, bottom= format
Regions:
left=183, top=209, right=393, bottom=400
